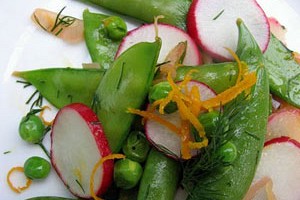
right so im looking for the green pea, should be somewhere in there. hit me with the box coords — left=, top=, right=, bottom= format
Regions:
left=19, top=115, right=45, bottom=144
left=114, top=158, right=143, bottom=189
left=149, top=81, right=177, bottom=113
left=198, top=111, right=219, bottom=135
left=217, top=141, right=237, bottom=164
left=122, top=131, right=150, bottom=163
left=24, top=156, right=51, bottom=180
left=102, top=16, right=127, bottom=40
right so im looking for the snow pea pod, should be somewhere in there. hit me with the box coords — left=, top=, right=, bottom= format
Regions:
left=94, top=39, right=161, bottom=153
left=13, top=68, right=105, bottom=108
left=86, top=0, right=191, bottom=30
left=264, top=34, right=300, bottom=107
left=175, top=62, right=238, bottom=94
left=186, top=19, right=269, bottom=200
left=83, top=9, right=125, bottom=69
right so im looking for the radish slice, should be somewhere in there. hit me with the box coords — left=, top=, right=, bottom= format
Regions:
left=252, top=137, right=300, bottom=200
left=187, top=0, right=270, bottom=61
left=116, top=23, right=202, bottom=65
left=244, top=177, right=276, bottom=200
left=145, top=81, right=216, bottom=159
left=268, top=17, right=287, bottom=44
left=267, top=108, right=300, bottom=142
left=51, top=103, right=113, bottom=198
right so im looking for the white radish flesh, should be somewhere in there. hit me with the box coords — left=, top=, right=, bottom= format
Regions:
left=267, top=108, right=300, bottom=142
left=268, top=17, right=287, bottom=44
left=187, top=0, right=270, bottom=61
left=244, top=177, right=276, bottom=200
left=252, top=138, right=300, bottom=200
left=145, top=81, right=216, bottom=159
left=116, top=23, right=202, bottom=65
left=51, top=103, right=113, bottom=198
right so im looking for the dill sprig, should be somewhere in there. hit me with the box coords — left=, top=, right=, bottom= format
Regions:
left=50, top=6, right=76, bottom=36
left=27, top=90, right=44, bottom=110
left=16, top=80, right=32, bottom=88
left=91, top=94, right=100, bottom=115
left=17, top=80, right=44, bottom=109
left=33, top=6, right=76, bottom=36
left=181, top=96, right=247, bottom=194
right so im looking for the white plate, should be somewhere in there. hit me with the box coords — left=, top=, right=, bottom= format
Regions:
left=0, top=0, right=299, bottom=199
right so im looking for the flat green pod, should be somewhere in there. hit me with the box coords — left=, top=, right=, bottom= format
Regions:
left=94, top=39, right=161, bottom=153
left=14, top=68, right=105, bottom=108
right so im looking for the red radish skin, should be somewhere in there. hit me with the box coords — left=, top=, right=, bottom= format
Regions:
left=187, top=0, right=270, bottom=61
left=145, top=81, right=216, bottom=159
left=264, top=136, right=300, bottom=148
left=251, top=137, right=300, bottom=200
left=116, top=23, right=202, bottom=65
left=268, top=17, right=287, bottom=44
left=267, top=108, right=300, bottom=143
left=51, top=103, right=113, bottom=198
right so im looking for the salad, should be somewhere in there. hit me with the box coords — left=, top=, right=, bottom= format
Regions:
left=1, top=0, right=300, bottom=199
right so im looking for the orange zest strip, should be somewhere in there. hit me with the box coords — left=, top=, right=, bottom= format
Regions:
left=7, top=166, right=32, bottom=193
left=90, top=154, right=125, bottom=200
left=225, top=47, right=243, bottom=84
left=189, top=137, right=209, bottom=150
left=128, top=108, right=181, bottom=135
left=39, top=105, right=53, bottom=126
left=293, top=51, right=300, bottom=64
left=202, top=72, right=257, bottom=109
left=174, top=95, right=205, bottom=137
left=180, top=120, right=192, bottom=160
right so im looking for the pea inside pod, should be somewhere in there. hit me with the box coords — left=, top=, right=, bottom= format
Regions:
left=185, top=19, right=269, bottom=200
left=83, top=9, right=125, bottom=69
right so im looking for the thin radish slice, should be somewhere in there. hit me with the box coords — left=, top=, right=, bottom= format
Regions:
left=187, top=0, right=270, bottom=61
left=51, top=103, right=113, bottom=198
left=267, top=108, right=300, bottom=142
left=268, top=17, right=287, bottom=44
left=252, top=137, right=300, bottom=200
left=244, top=177, right=276, bottom=200
left=145, top=81, right=216, bottom=159
left=116, top=23, right=202, bottom=65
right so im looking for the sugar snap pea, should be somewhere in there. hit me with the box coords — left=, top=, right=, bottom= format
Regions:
left=13, top=68, right=105, bottom=108
left=83, top=9, right=125, bottom=69
left=175, top=62, right=238, bottom=94
left=94, top=39, right=161, bottom=153
left=185, top=19, right=269, bottom=200
left=264, top=34, right=300, bottom=107
left=137, top=148, right=180, bottom=200
left=85, top=0, right=191, bottom=30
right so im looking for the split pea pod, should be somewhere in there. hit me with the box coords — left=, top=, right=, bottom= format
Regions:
left=83, top=9, right=126, bottom=69
left=85, top=0, right=191, bottom=30
left=13, top=68, right=105, bottom=108
left=94, top=39, right=161, bottom=153
left=186, top=19, right=269, bottom=200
